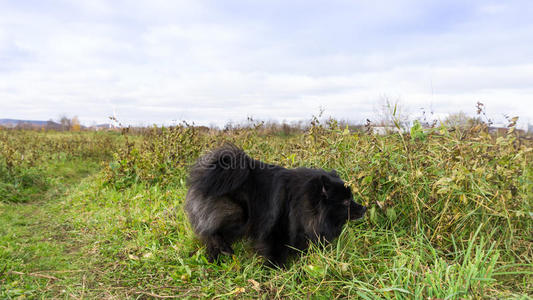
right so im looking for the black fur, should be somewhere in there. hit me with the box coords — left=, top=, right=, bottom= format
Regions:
left=185, top=144, right=366, bottom=266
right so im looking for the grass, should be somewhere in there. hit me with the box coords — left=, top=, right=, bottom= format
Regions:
left=0, top=159, right=102, bottom=298
left=0, top=123, right=532, bottom=299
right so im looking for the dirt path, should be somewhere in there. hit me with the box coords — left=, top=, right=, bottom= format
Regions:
left=0, top=162, right=99, bottom=298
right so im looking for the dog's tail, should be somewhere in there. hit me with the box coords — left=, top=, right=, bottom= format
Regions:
left=188, top=143, right=252, bottom=197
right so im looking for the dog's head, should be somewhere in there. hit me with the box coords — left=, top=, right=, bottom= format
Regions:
left=306, top=170, right=366, bottom=240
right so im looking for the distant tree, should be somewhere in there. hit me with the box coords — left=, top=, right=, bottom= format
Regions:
left=59, top=115, right=72, bottom=131
left=443, top=112, right=483, bottom=130
left=444, top=111, right=468, bottom=128
left=71, top=116, right=81, bottom=132
left=15, top=122, right=32, bottom=130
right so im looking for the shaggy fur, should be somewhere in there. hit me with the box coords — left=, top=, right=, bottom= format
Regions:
left=185, top=144, right=366, bottom=266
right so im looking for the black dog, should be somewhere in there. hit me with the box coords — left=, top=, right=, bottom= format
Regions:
left=185, top=144, right=366, bottom=266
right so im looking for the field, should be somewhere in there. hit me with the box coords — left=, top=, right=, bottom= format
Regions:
left=0, top=119, right=532, bottom=299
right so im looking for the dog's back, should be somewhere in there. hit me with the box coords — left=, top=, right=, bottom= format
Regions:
left=187, top=144, right=252, bottom=198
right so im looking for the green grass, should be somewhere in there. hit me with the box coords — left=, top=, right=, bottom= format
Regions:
left=0, top=159, right=102, bottom=298
left=0, top=127, right=532, bottom=299
left=2, top=179, right=529, bottom=298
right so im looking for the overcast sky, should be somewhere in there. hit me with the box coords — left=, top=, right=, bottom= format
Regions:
left=1, top=0, right=532, bottom=127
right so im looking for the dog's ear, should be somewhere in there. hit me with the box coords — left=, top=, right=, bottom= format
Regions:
left=320, top=175, right=331, bottom=199
left=308, top=174, right=331, bottom=205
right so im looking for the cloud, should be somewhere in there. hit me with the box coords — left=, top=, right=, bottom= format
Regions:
left=1, top=0, right=532, bottom=128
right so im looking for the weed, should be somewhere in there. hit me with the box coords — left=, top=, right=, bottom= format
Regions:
left=0, top=113, right=531, bottom=298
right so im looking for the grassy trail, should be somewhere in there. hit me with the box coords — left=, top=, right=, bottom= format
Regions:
left=0, top=160, right=101, bottom=298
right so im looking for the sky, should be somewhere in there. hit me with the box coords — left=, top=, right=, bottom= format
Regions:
left=1, top=0, right=532, bottom=128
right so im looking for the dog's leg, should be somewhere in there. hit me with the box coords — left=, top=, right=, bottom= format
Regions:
left=207, top=201, right=245, bottom=262
left=255, top=235, right=289, bottom=268
left=266, top=246, right=289, bottom=268
left=205, top=234, right=234, bottom=262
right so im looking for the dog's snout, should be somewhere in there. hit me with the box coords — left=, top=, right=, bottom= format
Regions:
left=349, top=203, right=367, bottom=220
